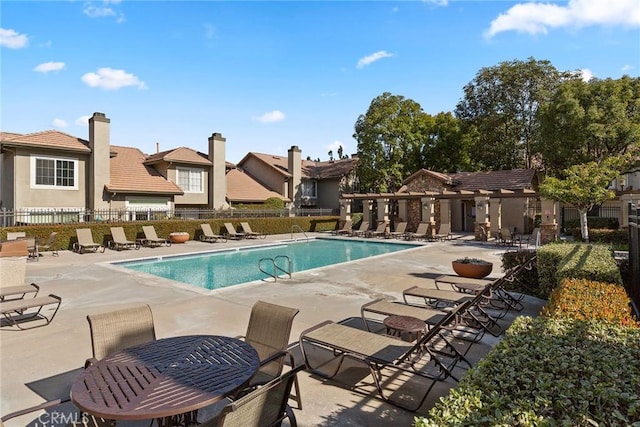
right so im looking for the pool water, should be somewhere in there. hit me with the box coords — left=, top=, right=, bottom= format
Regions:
left=118, top=238, right=416, bottom=290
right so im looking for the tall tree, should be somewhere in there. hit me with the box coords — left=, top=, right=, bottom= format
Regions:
left=539, top=156, right=630, bottom=242
left=353, top=92, right=426, bottom=192
left=537, top=76, right=640, bottom=176
left=455, top=57, right=567, bottom=170
left=418, top=112, right=474, bottom=173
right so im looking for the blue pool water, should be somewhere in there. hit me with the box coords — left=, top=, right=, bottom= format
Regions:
left=117, top=238, right=416, bottom=290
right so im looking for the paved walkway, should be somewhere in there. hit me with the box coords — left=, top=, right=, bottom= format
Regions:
left=0, top=233, right=544, bottom=426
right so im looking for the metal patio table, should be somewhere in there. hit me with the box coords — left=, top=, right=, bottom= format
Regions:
left=71, top=335, right=260, bottom=426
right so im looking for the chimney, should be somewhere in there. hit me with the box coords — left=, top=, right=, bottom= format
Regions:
left=288, top=145, right=302, bottom=207
left=156, top=142, right=160, bottom=154
left=88, top=112, right=110, bottom=210
left=208, top=132, right=228, bottom=210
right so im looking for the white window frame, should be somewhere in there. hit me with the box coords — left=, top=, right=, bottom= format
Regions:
left=177, top=168, right=204, bottom=193
left=30, top=155, right=79, bottom=190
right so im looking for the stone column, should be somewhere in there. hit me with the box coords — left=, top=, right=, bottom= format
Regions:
left=398, top=199, right=408, bottom=223
left=540, top=198, right=558, bottom=244
left=365, top=200, right=374, bottom=226
left=339, top=198, right=352, bottom=222
left=474, top=196, right=490, bottom=240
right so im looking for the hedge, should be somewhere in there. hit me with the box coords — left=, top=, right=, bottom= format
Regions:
left=536, top=244, right=574, bottom=298
left=0, top=216, right=340, bottom=253
left=415, top=317, right=640, bottom=426
left=555, top=244, right=622, bottom=285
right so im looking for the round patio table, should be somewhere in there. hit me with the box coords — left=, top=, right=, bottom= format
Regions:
left=71, top=335, right=259, bottom=424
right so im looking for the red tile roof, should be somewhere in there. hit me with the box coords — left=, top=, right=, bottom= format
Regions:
left=226, top=168, right=289, bottom=203
left=144, top=147, right=211, bottom=166
left=449, top=169, right=537, bottom=191
left=106, top=146, right=183, bottom=195
left=0, top=130, right=90, bottom=152
left=240, top=152, right=356, bottom=180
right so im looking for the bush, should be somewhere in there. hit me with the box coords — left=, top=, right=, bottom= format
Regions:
left=556, top=244, right=622, bottom=285
left=264, top=197, right=285, bottom=209
left=542, top=278, right=639, bottom=328
left=565, top=217, right=619, bottom=230
left=501, top=250, right=543, bottom=298
left=537, top=243, right=574, bottom=298
left=415, top=317, right=640, bottom=426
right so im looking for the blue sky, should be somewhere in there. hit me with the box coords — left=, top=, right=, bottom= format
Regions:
left=2, top=1, right=639, bottom=163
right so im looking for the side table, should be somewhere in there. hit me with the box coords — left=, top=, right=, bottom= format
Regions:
left=383, top=315, right=426, bottom=342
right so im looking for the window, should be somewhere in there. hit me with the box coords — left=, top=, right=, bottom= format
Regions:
left=301, top=180, right=317, bottom=198
left=177, top=168, right=203, bottom=193
left=31, top=156, right=77, bottom=189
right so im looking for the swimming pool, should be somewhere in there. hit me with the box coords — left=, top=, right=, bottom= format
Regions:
left=117, top=238, right=417, bottom=290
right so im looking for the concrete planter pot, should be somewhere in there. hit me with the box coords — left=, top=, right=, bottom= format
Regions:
left=452, top=260, right=492, bottom=279
left=169, top=232, right=189, bottom=243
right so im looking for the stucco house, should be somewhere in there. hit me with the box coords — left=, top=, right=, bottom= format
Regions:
left=0, top=112, right=356, bottom=224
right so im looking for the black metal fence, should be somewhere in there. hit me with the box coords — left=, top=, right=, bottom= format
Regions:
left=629, top=202, right=639, bottom=313
left=560, top=205, right=620, bottom=230
left=0, top=207, right=337, bottom=227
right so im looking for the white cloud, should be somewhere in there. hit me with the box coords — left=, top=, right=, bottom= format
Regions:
left=52, top=118, right=68, bottom=128
left=253, top=110, right=285, bottom=123
left=83, top=1, right=125, bottom=23
left=579, top=68, right=595, bottom=81
left=485, top=0, right=640, bottom=39
left=356, top=50, right=395, bottom=69
left=0, top=28, right=29, bottom=49
left=622, top=64, right=634, bottom=72
left=204, top=23, right=216, bottom=39
left=81, top=67, right=147, bottom=90
left=327, top=140, right=346, bottom=154
left=34, top=61, right=65, bottom=73
left=75, top=115, right=91, bottom=126
left=423, top=0, right=448, bottom=6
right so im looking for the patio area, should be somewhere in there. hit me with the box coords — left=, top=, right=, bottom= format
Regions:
left=0, top=232, right=545, bottom=426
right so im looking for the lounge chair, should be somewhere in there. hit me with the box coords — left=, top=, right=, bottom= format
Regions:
left=224, top=223, right=246, bottom=240
left=366, top=222, right=388, bottom=238
left=498, top=227, right=515, bottom=246
left=86, top=304, right=156, bottom=365
left=0, top=239, right=29, bottom=257
left=388, top=222, right=407, bottom=239
left=236, top=301, right=302, bottom=409
left=36, top=232, right=58, bottom=256
left=200, top=364, right=305, bottom=427
left=299, top=301, right=470, bottom=411
left=0, top=257, right=40, bottom=302
left=6, top=232, right=25, bottom=240
left=73, top=228, right=105, bottom=254
left=200, top=223, right=228, bottom=243
left=0, top=293, right=62, bottom=330
left=478, top=225, right=496, bottom=244
left=406, top=222, right=430, bottom=241
left=240, top=222, right=267, bottom=239
left=108, top=227, right=140, bottom=251
left=331, top=220, right=352, bottom=236
left=518, top=227, right=540, bottom=248
left=141, top=225, right=171, bottom=247
left=349, top=221, right=369, bottom=237
left=434, top=223, right=452, bottom=241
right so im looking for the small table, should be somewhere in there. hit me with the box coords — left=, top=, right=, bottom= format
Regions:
left=383, top=315, right=426, bottom=342
left=71, top=335, right=259, bottom=426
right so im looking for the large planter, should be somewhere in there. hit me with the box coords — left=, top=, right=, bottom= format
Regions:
left=452, top=260, right=493, bottom=279
left=169, top=232, right=189, bottom=243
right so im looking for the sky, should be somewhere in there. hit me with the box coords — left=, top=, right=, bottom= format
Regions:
left=1, top=0, right=639, bottom=164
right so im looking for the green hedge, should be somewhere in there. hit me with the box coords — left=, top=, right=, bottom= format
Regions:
left=501, top=250, right=543, bottom=298
left=565, top=217, right=619, bottom=230
left=416, top=317, right=640, bottom=426
left=556, top=244, right=622, bottom=285
left=536, top=244, right=574, bottom=298
left=0, top=216, right=340, bottom=252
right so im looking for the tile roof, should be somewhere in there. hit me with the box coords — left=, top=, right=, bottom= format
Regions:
left=241, top=152, right=357, bottom=180
left=144, top=147, right=211, bottom=166
left=449, top=169, right=537, bottom=191
left=106, top=146, right=183, bottom=195
left=0, top=130, right=90, bottom=152
left=226, top=168, right=289, bottom=203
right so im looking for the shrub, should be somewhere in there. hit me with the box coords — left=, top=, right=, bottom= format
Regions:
left=501, top=250, right=541, bottom=297
left=556, top=244, right=622, bottom=285
left=264, top=197, right=285, bottom=209
left=537, top=243, right=574, bottom=298
left=415, top=317, right=640, bottom=426
left=565, top=217, right=619, bottom=230
left=542, top=278, right=639, bottom=328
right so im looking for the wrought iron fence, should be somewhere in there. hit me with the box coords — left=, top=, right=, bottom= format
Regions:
left=0, top=207, right=337, bottom=227
left=560, top=205, right=621, bottom=230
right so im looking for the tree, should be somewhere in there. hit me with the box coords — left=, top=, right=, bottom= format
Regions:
left=538, top=156, right=629, bottom=242
left=537, top=76, right=640, bottom=176
left=353, top=92, right=426, bottom=192
left=417, top=112, right=474, bottom=173
left=455, top=57, right=568, bottom=170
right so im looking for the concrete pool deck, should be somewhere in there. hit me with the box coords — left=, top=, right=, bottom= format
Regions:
left=0, top=232, right=545, bottom=426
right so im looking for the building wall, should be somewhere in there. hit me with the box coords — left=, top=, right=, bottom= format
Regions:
left=317, top=179, right=340, bottom=210
left=13, top=147, right=87, bottom=209
left=168, top=165, right=209, bottom=205
left=501, top=198, right=526, bottom=233
left=0, top=150, right=14, bottom=210
left=241, top=157, right=287, bottom=196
